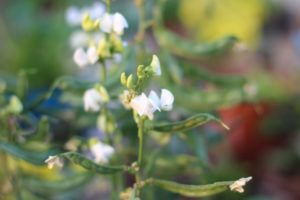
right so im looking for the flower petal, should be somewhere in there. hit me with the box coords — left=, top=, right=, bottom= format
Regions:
left=65, top=6, right=83, bottom=26
left=83, top=88, right=102, bottom=112
left=150, top=55, right=161, bottom=76
left=88, top=2, right=106, bottom=20
left=160, top=89, right=174, bottom=111
left=148, top=90, right=161, bottom=111
left=112, top=12, right=128, bottom=35
left=90, top=141, right=115, bottom=164
left=100, top=13, right=113, bottom=33
left=87, top=46, right=99, bottom=64
left=69, top=31, right=90, bottom=49
left=73, top=48, right=89, bottom=68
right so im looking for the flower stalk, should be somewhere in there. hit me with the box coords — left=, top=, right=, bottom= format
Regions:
left=137, top=116, right=146, bottom=167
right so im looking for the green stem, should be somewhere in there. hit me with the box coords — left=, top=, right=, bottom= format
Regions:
left=137, top=117, right=145, bottom=167
left=101, top=61, right=107, bottom=85
left=105, top=0, right=111, bottom=13
left=135, top=0, right=146, bottom=43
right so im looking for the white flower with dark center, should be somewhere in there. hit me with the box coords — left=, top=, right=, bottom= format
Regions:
left=150, top=55, right=161, bottom=76
left=90, top=141, right=115, bottom=164
left=148, top=89, right=174, bottom=111
left=229, top=177, right=252, bottom=193
left=83, top=88, right=103, bottom=112
left=45, top=156, right=64, bottom=169
left=100, top=12, right=128, bottom=35
left=73, top=46, right=98, bottom=68
left=130, top=93, right=160, bottom=120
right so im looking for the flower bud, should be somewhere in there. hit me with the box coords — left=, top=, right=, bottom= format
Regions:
left=126, top=74, right=134, bottom=89
left=82, top=13, right=100, bottom=31
left=120, top=72, right=127, bottom=86
left=137, top=65, right=145, bottom=78
left=97, top=38, right=111, bottom=59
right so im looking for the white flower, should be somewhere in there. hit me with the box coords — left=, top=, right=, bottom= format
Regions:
left=100, top=12, right=128, bottom=35
left=83, top=88, right=103, bottom=112
left=69, top=31, right=90, bottom=49
left=160, top=89, right=174, bottom=111
left=73, top=47, right=99, bottom=68
left=130, top=93, right=160, bottom=120
left=65, top=6, right=83, bottom=26
left=65, top=3, right=106, bottom=27
left=73, top=48, right=89, bottom=68
left=86, top=46, right=98, bottom=64
left=150, top=55, right=161, bottom=76
left=148, top=89, right=174, bottom=111
left=129, top=89, right=174, bottom=120
left=229, top=177, right=252, bottom=193
left=88, top=2, right=105, bottom=20
left=90, top=141, right=114, bottom=164
left=45, top=155, right=64, bottom=169
left=112, top=13, right=128, bottom=35
left=100, top=13, right=113, bottom=33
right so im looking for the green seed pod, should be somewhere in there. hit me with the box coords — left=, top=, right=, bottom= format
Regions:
left=147, top=178, right=234, bottom=198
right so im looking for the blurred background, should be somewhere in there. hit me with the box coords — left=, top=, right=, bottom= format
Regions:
left=1, top=0, right=300, bottom=199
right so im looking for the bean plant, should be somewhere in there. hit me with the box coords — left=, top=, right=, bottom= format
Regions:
left=0, top=0, right=263, bottom=199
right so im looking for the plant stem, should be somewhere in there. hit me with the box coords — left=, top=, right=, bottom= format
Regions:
left=101, top=61, right=107, bottom=85
left=137, top=117, right=145, bottom=167
left=135, top=0, right=146, bottom=43
left=105, top=0, right=111, bottom=13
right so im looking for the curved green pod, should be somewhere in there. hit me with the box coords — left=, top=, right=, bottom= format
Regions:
left=147, top=178, right=233, bottom=197
left=59, top=152, right=126, bottom=174
left=151, top=113, right=229, bottom=133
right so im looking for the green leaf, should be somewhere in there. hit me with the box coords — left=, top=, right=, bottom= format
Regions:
left=23, top=173, right=92, bottom=194
left=0, top=141, right=59, bottom=165
left=147, top=178, right=233, bottom=197
left=155, top=28, right=238, bottom=58
left=154, top=0, right=237, bottom=59
left=58, top=152, right=126, bottom=174
left=30, top=116, right=49, bottom=140
left=151, top=113, right=229, bottom=133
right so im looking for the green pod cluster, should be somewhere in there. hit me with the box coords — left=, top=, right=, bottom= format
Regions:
left=59, top=152, right=126, bottom=174
left=151, top=113, right=229, bottom=133
left=147, top=178, right=233, bottom=197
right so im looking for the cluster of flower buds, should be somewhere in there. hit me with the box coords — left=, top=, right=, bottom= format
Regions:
left=120, top=55, right=174, bottom=120
left=65, top=2, right=128, bottom=68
